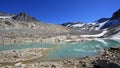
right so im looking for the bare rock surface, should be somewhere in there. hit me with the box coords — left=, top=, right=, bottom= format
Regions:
left=0, top=48, right=48, bottom=63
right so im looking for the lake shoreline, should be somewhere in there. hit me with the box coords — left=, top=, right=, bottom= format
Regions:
left=0, top=35, right=98, bottom=45
left=0, top=39, right=120, bottom=68
left=0, top=47, right=119, bottom=68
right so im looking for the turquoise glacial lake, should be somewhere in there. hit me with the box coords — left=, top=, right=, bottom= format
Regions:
left=0, top=39, right=120, bottom=60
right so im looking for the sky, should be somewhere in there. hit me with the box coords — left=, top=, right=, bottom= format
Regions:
left=0, top=0, right=120, bottom=24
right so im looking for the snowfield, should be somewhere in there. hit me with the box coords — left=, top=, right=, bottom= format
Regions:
left=80, top=29, right=108, bottom=37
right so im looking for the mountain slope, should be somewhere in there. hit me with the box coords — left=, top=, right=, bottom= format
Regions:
left=95, top=18, right=110, bottom=23
left=110, top=9, right=120, bottom=20
left=100, top=9, right=120, bottom=29
left=12, top=12, right=39, bottom=22
left=60, top=9, right=120, bottom=38
left=103, top=21, right=120, bottom=38
left=0, top=11, right=70, bottom=44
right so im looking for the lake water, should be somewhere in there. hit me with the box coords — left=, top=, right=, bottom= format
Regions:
left=0, top=39, right=120, bottom=60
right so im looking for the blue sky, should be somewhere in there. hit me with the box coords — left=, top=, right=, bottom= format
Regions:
left=0, top=0, right=120, bottom=24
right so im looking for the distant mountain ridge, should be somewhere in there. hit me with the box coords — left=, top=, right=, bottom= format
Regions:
left=0, top=11, right=39, bottom=22
left=61, top=22, right=85, bottom=27
left=61, top=9, right=120, bottom=38
left=61, top=9, right=120, bottom=30
left=0, top=11, right=15, bottom=16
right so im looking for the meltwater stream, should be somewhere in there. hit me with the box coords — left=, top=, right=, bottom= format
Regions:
left=0, top=39, right=120, bottom=60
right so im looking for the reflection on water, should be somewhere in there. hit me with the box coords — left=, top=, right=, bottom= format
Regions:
left=0, top=39, right=120, bottom=60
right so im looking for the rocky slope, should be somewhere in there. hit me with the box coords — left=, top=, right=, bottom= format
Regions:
left=0, top=12, right=69, bottom=44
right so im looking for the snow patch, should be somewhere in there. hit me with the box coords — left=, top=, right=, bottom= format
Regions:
left=95, top=20, right=109, bottom=30
left=71, top=23, right=84, bottom=27
left=80, top=29, right=108, bottom=37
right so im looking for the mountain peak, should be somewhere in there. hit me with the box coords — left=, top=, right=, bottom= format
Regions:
left=12, top=12, right=39, bottom=22
left=110, top=9, right=120, bottom=20
left=18, top=12, right=29, bottom=16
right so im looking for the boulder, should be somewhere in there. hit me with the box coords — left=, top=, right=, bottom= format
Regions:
left=93, top=60, right=120, bottom=68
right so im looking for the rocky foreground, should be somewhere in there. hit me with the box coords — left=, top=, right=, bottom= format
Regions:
left=0, top=48, right=48, bottom=63
left=0, top=47, right=119, bottom=68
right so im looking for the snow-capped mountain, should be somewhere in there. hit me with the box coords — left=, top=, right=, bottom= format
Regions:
left=0, top=11, right=39, bottom=22
left=103, top=21, right=120, bottom=38
left=93, top=9, right=120, bottom=30
left=61, top=18, right=111, bottom=30
left=61, top=22, right=94, bottom=30
left=61, top=22, right=85, bottom=28
left=92, top=19, right=109, bottom=30
left=61, top=9, right=120, bottom=38
left=61, top=9, right=120, bottom=31
left=90, top=9, right=120, bottom=38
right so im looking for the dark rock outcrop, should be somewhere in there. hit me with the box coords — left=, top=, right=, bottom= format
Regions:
left=12, top=12, right=39, bottom=22
left=94, top=60, right=120, bottom=68
left=110, top=9, right=120, bottom=20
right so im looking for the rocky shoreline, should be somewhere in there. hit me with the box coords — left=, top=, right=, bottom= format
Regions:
left=0, top=48, right=48, bottom=63
left=0, top=35, right=95, bottom=45
left=0, top=47, right=119, bottom=68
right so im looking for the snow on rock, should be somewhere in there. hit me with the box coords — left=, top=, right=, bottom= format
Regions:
left=66, top=24, right=71, bottom=27
left=0, top=16, right=12, bottom=19
left=94, top=20, right=109, bottom=30
left=80, top=29, right=108, bottom=38
left=70, top=23, right=85, bottom=28
left=100, top=19, right=120, bottom=29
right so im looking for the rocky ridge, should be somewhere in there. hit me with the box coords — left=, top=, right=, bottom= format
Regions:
left=110, top=9, right=120, bottom=20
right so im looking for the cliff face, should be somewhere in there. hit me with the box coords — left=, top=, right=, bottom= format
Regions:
left=110, top=9, right=120, bottom=20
